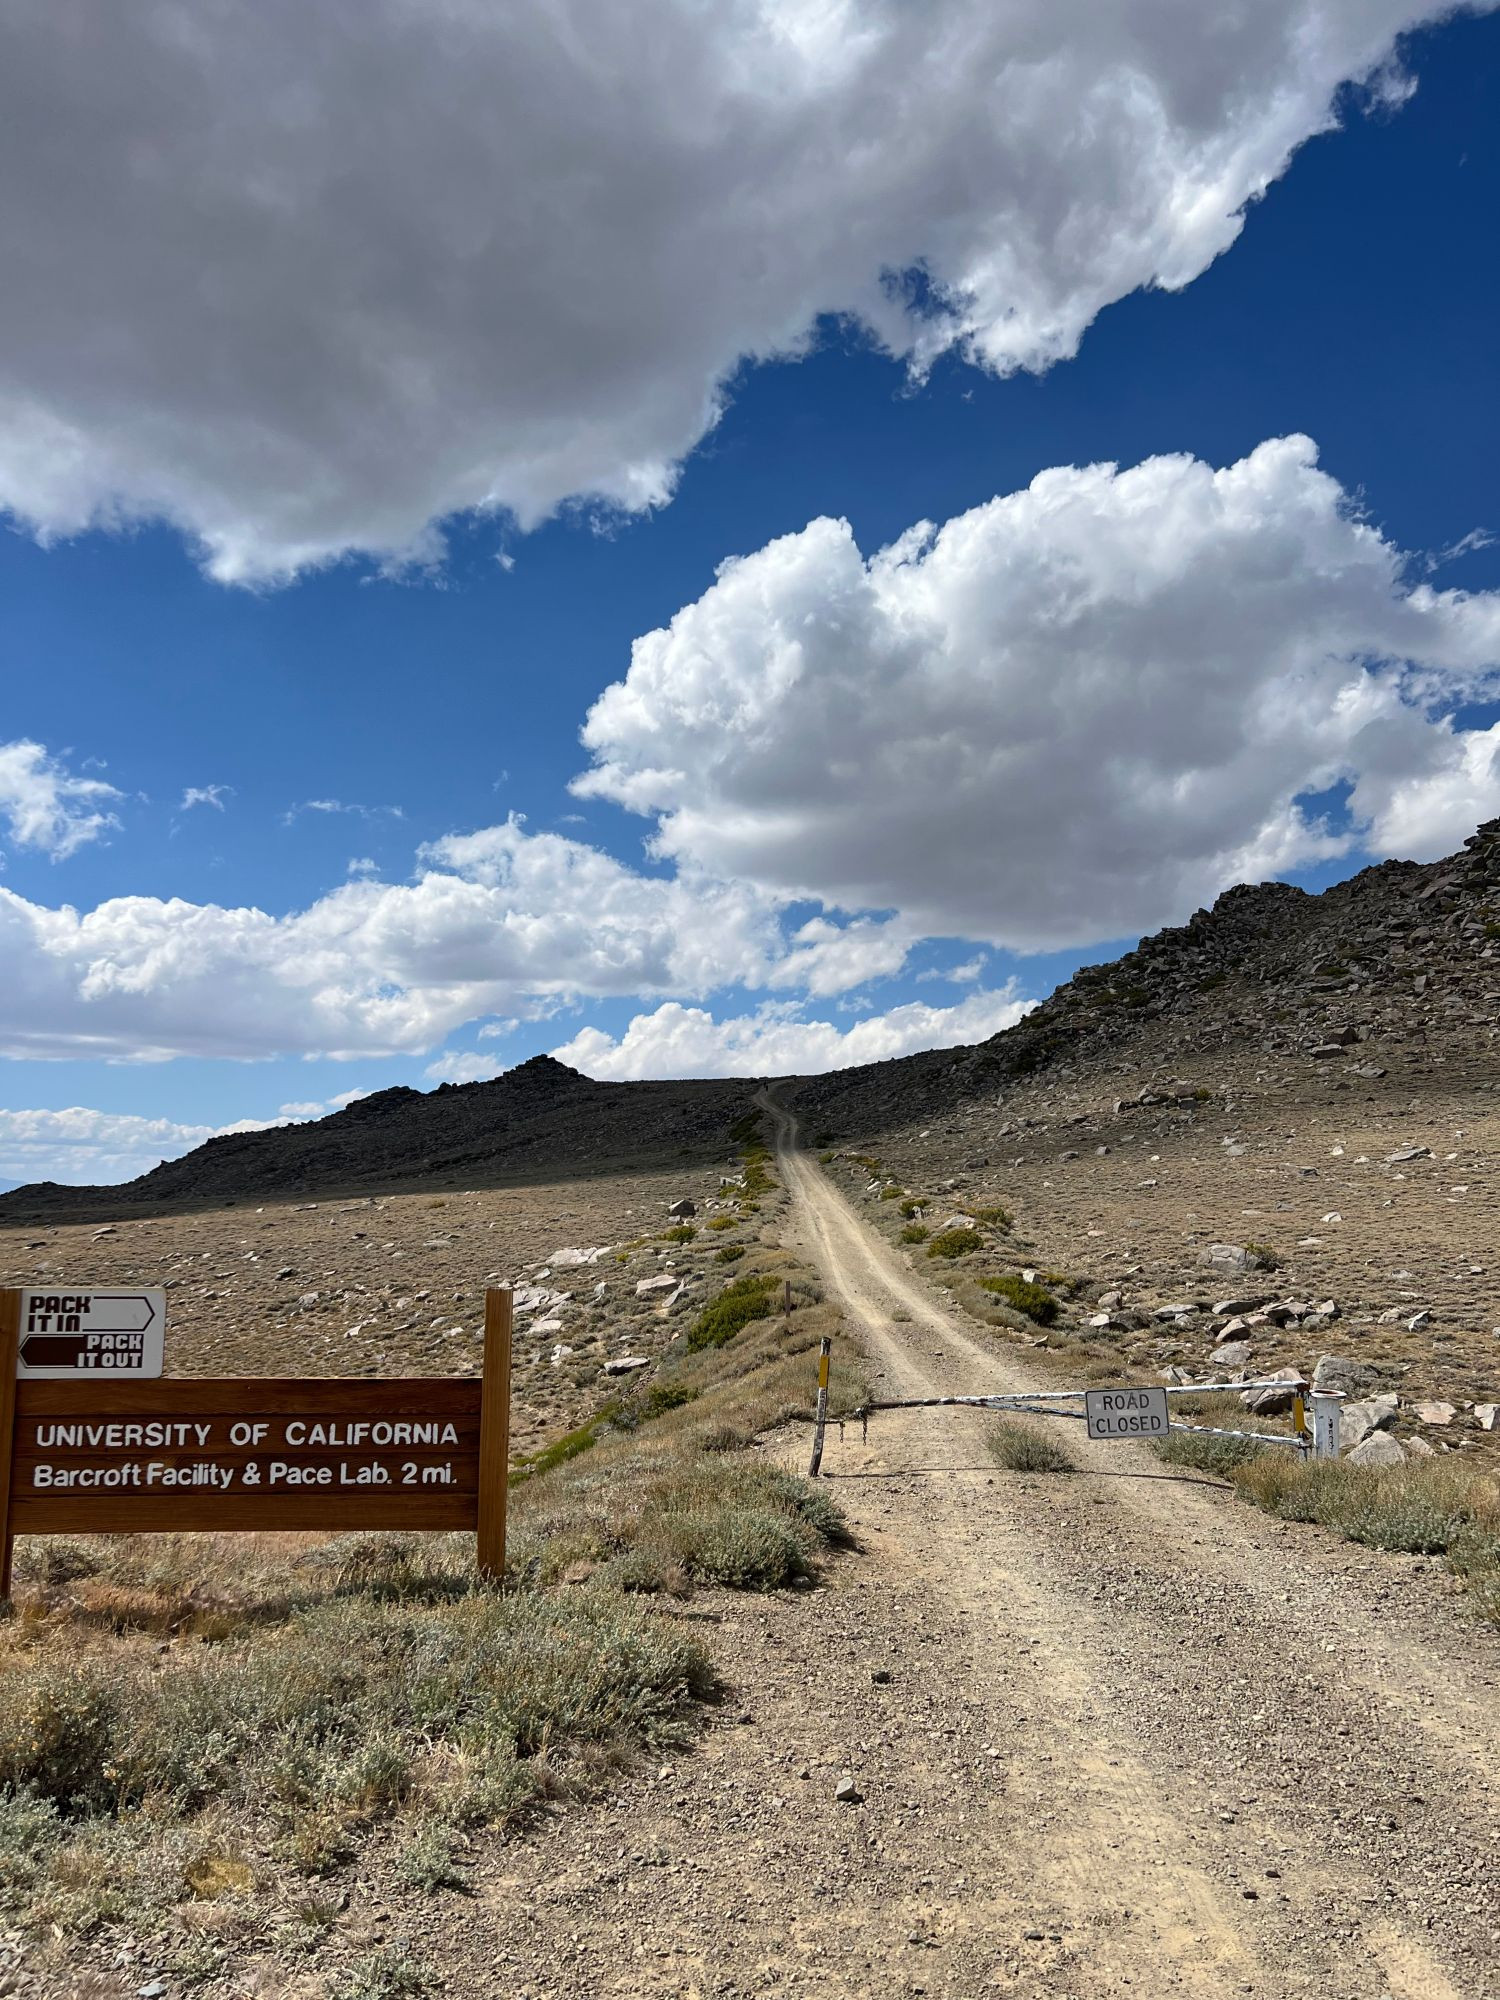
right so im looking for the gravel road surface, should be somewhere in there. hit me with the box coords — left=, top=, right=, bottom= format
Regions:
left=401, top=1106, right=1500, bottom=1999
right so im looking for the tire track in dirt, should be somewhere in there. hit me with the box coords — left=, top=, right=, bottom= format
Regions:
left=768, top=1091, right=1498, bottom=1999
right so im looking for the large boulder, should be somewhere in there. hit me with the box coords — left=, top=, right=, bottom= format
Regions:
left=1312, top=1355, right=1379, bottom=1400
left=1340, top=1395, right=1398, bottom=1450
left=1346, top=1431, right=1405, bottom=1468
left=1244, top=1366, right=1304, bottom=1415
left=1208, top=1339, right=1252, bottom=1372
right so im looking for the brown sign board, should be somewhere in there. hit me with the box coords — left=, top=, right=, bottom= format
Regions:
left=0, top=1288, right=513, bottom=1598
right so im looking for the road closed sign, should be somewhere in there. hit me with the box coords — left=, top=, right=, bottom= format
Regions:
left=17, top=1290, right=166, bottom=1379
left=1085, top=1385, right=1170, bottom=1440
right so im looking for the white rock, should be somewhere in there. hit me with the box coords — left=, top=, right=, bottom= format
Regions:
left=1413, top=1400, right=1456, bottom=1426
left=1346, top=1431, right=1405, bottom=1467
left=635, top=1274, right=679, bottom=1297
left=1474, top=1404, right=1498, bottom=1431
left=603, top=1356, right=651, bottom=1375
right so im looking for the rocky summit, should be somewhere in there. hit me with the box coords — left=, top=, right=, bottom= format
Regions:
left=792, top=817, right=1500, bottom=1137
left=0, top=1055, right=758, bottom=1220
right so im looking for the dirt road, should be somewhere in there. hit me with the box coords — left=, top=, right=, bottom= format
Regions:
left=443, top=1111, right=1499, bottom=2000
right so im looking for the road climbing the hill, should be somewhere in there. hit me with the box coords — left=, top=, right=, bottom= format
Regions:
left=761, top=1092, right=1500, bottom=1999
left=430, top=1105, right=1499, bottom=1999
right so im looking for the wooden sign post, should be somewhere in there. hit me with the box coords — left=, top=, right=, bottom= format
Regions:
left=0, top=1285, right=512, bottom=1601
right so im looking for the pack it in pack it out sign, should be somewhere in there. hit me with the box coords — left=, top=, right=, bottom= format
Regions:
left=1084, top=1385, right=1170, bottom=1441
left=16, top=1290, right=166, bottom=1379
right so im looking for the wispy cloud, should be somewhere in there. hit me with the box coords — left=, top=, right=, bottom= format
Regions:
left=282, top=798, right=404, bottom=826
left=180, top=783, right=231, bottom=812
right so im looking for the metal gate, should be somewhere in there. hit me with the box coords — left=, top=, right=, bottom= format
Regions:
left=808, top=1359, right=1342, bottom=1476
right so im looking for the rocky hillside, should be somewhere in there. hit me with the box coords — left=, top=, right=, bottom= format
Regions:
left=7, top=820, right=1500, bottom=1224
left=0, top=1057, right=758, bottom=1221
left=791, top=818, right=1500, bottom=1136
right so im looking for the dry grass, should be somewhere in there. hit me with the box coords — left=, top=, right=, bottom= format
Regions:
left=0, top=1244, right=864, bottom=1979
left=1151, top=1421, right=1500, bottom=1624
left=987, top=1420, right=1075, bottom=1474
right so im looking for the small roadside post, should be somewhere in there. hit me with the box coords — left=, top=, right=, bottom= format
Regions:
left=808, top=1335, right=833, bottom=1477
left=1310, top=1387, right=1344, bottom=1461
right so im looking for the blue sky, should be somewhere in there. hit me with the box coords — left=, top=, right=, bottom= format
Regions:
left=2, top=3, right=1499, bottom=1183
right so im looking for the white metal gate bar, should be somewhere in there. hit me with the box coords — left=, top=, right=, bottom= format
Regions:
left=816, top=1378, right=1345, bottom=1474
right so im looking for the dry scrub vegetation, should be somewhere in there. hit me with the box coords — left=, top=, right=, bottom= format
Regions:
left=1156, top=1420, right=1500, bottom=1622
left=0, top=1152, right=865, bottom=1989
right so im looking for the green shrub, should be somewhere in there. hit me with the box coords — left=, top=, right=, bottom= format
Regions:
left=687, top=1274, right=779, bottom=1350
left=397, top=1823, right=470, bottom=1894
left=879, top=1185, right=903, bottom=1201
left=898, top=1198, right=921, bottom=1218
left=336, top=1950, right=432, bottom=1999
left=714, top=1244, right=746, bottom=1264
left=972, top=1205, right=1012, bottom=1227
left=705, top=1215, right=736, bottom=1231
left=988, top=1421, right=1074, bottom=1473
left=661, top=1223, right=697, bottom=1243
left=900, top=1224, right=928, bottom=1244
left=1154, top=1428, right=1269, bottom=1476
left=642, top=1382, right=698, bottom=1418
left=927, top=1226, right=982, bottom=1260
left=977, top=1273, right=1058, bottom=1322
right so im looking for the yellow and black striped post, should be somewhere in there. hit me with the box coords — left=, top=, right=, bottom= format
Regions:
left=808, top=1335, right=833, bottom=1477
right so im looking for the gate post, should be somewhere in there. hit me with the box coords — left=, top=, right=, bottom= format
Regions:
left=477, top=1288, right=513, bottom=1579
left=1310, top=1389, right=1344, bottom=1462
left=808, top=1336, right=833, bottom=1477
left=0, top=1290, right=17, bottom=1602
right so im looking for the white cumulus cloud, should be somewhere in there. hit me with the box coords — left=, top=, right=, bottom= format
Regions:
left=0, top=739, right=120, bottom=860
left=0, top=0, right=1474, bottom=581
left=577, top=437, right=1500, bottom=950
left=551, top=988, right=1035, bottom=1081
left=0, top=816, right=848, bottom=1061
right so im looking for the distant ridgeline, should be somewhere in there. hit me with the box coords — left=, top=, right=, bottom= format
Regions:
left=7, top=819, right=1500, bottom=1223
left=0, top=1058, right=759, bottom=1221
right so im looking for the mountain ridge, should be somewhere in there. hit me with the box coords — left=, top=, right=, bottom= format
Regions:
left=6, top=819, right=1500, bottom=1221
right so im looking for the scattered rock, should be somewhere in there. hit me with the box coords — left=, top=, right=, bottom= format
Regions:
left=1243, top=1367, right=1303, bottom=1415
left=1312, top=1355, right=1379, bottom=1399
left=602, top=1356, right=651, bottom=1376
left=1413, top=1400, right=1457, bottom=1426
left=1208, top=1339, right=1252, bottom=1372
left=667, top=1199, right=697, bottom=1219
left=1385, top=1145, right=1431, bottom=1164
left=1340, top=1395, right=1399, bottom=1449
left=1346, top=1431, right=1406, bottom=1467
left=835, top=1776, right=863, bottom=1805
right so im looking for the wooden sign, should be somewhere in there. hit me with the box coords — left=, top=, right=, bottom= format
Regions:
left=0, top=1287, right=512, bottom=1599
